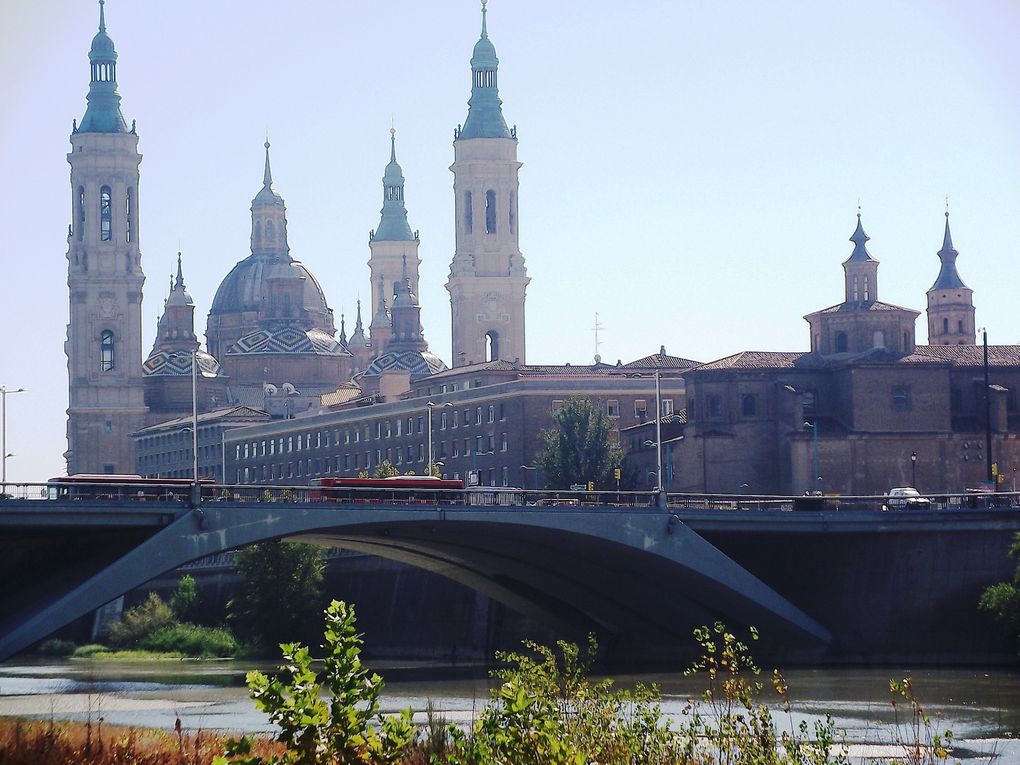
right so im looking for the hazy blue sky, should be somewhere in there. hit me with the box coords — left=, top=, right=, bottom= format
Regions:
left=2, top=1, right=1020, bottom=482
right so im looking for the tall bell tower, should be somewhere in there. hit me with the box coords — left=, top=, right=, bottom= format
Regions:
left=447, top=0, right=529, bottom=366
left=65, top=0, right=148, bottom=474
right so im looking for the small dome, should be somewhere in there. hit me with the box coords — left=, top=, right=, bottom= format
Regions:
left=253, top=184, right=284, bottom=207
left=210, top=256, right=331, bottom=320
left=471, top=36, right=498, bottom=69
left=362, top=349, right=448, bottom=380
left=89, top=30, right=117, bottom=61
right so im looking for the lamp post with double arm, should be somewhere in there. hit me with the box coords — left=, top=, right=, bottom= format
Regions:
left=1, top=386, right=26, bottom=487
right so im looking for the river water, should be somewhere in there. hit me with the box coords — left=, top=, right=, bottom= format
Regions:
left=0, top=659, right=1018, bottom=763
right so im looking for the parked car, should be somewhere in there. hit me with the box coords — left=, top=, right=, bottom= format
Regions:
left=883, top=487, right=931, bottom=510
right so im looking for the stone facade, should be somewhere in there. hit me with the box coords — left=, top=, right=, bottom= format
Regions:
left=224, top=355, right=696, bottom=490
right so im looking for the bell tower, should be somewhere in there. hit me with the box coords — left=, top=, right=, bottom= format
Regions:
left=65, top=0, right=148, bottom=474
left=447, top=0, right=529, bottom=365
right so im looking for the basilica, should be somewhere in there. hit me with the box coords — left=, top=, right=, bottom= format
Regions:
left=64, top=1, right=528, bottom=475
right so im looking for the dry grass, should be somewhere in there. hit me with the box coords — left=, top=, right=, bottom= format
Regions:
left=0, top=717, right=285, bottom=765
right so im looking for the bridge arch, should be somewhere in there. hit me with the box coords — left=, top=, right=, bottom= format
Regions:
left=0, top=502, right=829, bottom=662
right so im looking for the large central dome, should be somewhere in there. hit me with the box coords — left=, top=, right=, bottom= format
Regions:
left=211, top=256, right=331, bottom=317
left=205, top=142, right=336, bottom=360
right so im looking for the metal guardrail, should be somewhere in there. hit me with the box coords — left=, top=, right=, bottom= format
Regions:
left=2, top=481, right=1019, bottom=513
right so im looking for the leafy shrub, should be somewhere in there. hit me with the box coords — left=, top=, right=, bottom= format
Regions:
left=71, top=644, right=112, bottom=658
left=107, top=592, right=174, bottom=648
left=140, top=624, right=238, bottom=657
left=216, top=600, right=414, bottom=765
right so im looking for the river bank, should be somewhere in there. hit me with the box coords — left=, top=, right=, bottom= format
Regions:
left=0, top=658, right=1018, bottom=762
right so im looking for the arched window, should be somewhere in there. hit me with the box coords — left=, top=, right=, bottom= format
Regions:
left=835, top=332, right=848, bottom=353
left=943, top=318, right=949, bottom=334
left=485, top=331, right=499, bottom=362
left=873, top=330, right=885, bottom=349
left=265, top=219, right=275, bottom=241
left=485, top=190, right=496, bottom=234
left=852, top=275, right=859, bottom=302
left=957, top=319, right=964, bottom=333
left=100, top=186, right=112, bottom=241
left=77, top=187, right=85, bottom=240
left=125, top=188, right=134, bottom=243
left=100, top=330, right=115, bottom=372
left=254, top=221, right=261, bottom=244
left=464, top=191, right=473, bottom=233
left=863, top=276, right=870, bottom=302
left=509, top=192, right=516, bottom=234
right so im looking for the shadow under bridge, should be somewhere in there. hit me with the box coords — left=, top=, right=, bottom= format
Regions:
left=0, top=502, right=831, bottom=663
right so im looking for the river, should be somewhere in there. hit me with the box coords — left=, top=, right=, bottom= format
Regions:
left=0, top=659, right=1018, bottom=763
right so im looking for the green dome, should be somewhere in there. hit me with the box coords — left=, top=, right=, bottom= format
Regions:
left=89, top=30, right=117, bottom=61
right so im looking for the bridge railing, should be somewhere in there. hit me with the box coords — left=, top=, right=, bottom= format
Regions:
left=3, top=480, right=1018, bottom=513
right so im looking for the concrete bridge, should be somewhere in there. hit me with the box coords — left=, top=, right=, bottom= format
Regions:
left=1, top=492, right=1017, bottom=664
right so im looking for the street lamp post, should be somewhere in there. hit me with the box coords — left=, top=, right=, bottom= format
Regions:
left=654, top=370, right=665, bottom=502
left=804, top=420, right=820, bottom=492
left=170, top=351, right=200, bottom=507
left=1, top=386, right=26, bottom=486
left=982, top=328, right=994, bottom=486
left=911, top=451, right=917, bottom=488
left=426, top=401, right=452, bottom=477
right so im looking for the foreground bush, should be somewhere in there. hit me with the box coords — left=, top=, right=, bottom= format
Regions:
left=216, top=600, right=414, bottom=765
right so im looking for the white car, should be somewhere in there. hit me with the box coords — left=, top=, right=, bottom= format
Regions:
left=884, top=487, right=931, bottom=510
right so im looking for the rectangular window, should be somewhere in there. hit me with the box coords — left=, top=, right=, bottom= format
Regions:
left=662, top=399, right=674, bottom=415
left=488, top=405, right=495, bottom=423
left=500, top=432, right=508, bottom=452
left=376, top=422, right=382, bottom=439
left=499, top=403, right=506, bottom=421
left=892, top=386, right=911, bottom=411
left=452, top=410, right=459, bottom=429
left=476, top=407, right=483, bottom=424
left=464, top=408, right=472, bottom=425
left=396, top=419, right=402, bottom=437
left=502, top=466, right=509, bottom=486
left=706, top=395, right=722, bottom=418
left=417, top=416, right=424, bottom=434
left=464, top=438, right=471, bottom=456
left=441, top=412, right=448, bottom=430
left=634, top=399, right=647, bottom=420
left=607, top=399, right=620, bottom=417
left=453, top=440, right=460, bottom=457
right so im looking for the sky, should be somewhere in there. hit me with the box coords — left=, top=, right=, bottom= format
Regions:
left=2, top=0, right=1020, bottom=483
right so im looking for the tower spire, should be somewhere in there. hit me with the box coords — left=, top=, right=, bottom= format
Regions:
left=373, top=127, right=414, bottom=241
left=458, top=0, right=511, bottom=140
left=79, top=0, right=128, bottom=133
left=263, top=139, right=273, bottom=188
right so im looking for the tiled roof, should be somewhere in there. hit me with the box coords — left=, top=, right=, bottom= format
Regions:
left=695, top=351, right=806, bottom=371
left=136, top=405, right=269, bottom=434
left=623, top=353, right=702, bottom=370
left=321, top=383, right=365, bottom=409
left=913, top=344, right=1020, bottom=367
left=808, top=300, right=919, bottom=316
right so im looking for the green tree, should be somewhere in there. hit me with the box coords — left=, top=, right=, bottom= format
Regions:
left=229, top=540, right=326, bottom=651
left=979, top=532, right=1020, bottom=654
left=536, top=397, right=622, bottom=489
left=169, top=574, right=201, bottom=623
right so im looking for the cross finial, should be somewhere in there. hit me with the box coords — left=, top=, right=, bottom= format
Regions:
left=480, top=0, right=488, bottom=38
left=945, top=193, right=950, bottom=217
left=99, top=0, right=106, bottom=33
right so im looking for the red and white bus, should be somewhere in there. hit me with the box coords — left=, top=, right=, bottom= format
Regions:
left=47, top=474, right=215, bottom=502
left=311, top=475, right=465, bottom=504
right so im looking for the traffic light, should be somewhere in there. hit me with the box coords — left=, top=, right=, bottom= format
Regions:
left=613, top=468, right=621, bottom=481
left=586, top=481, right=595, bottom=491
